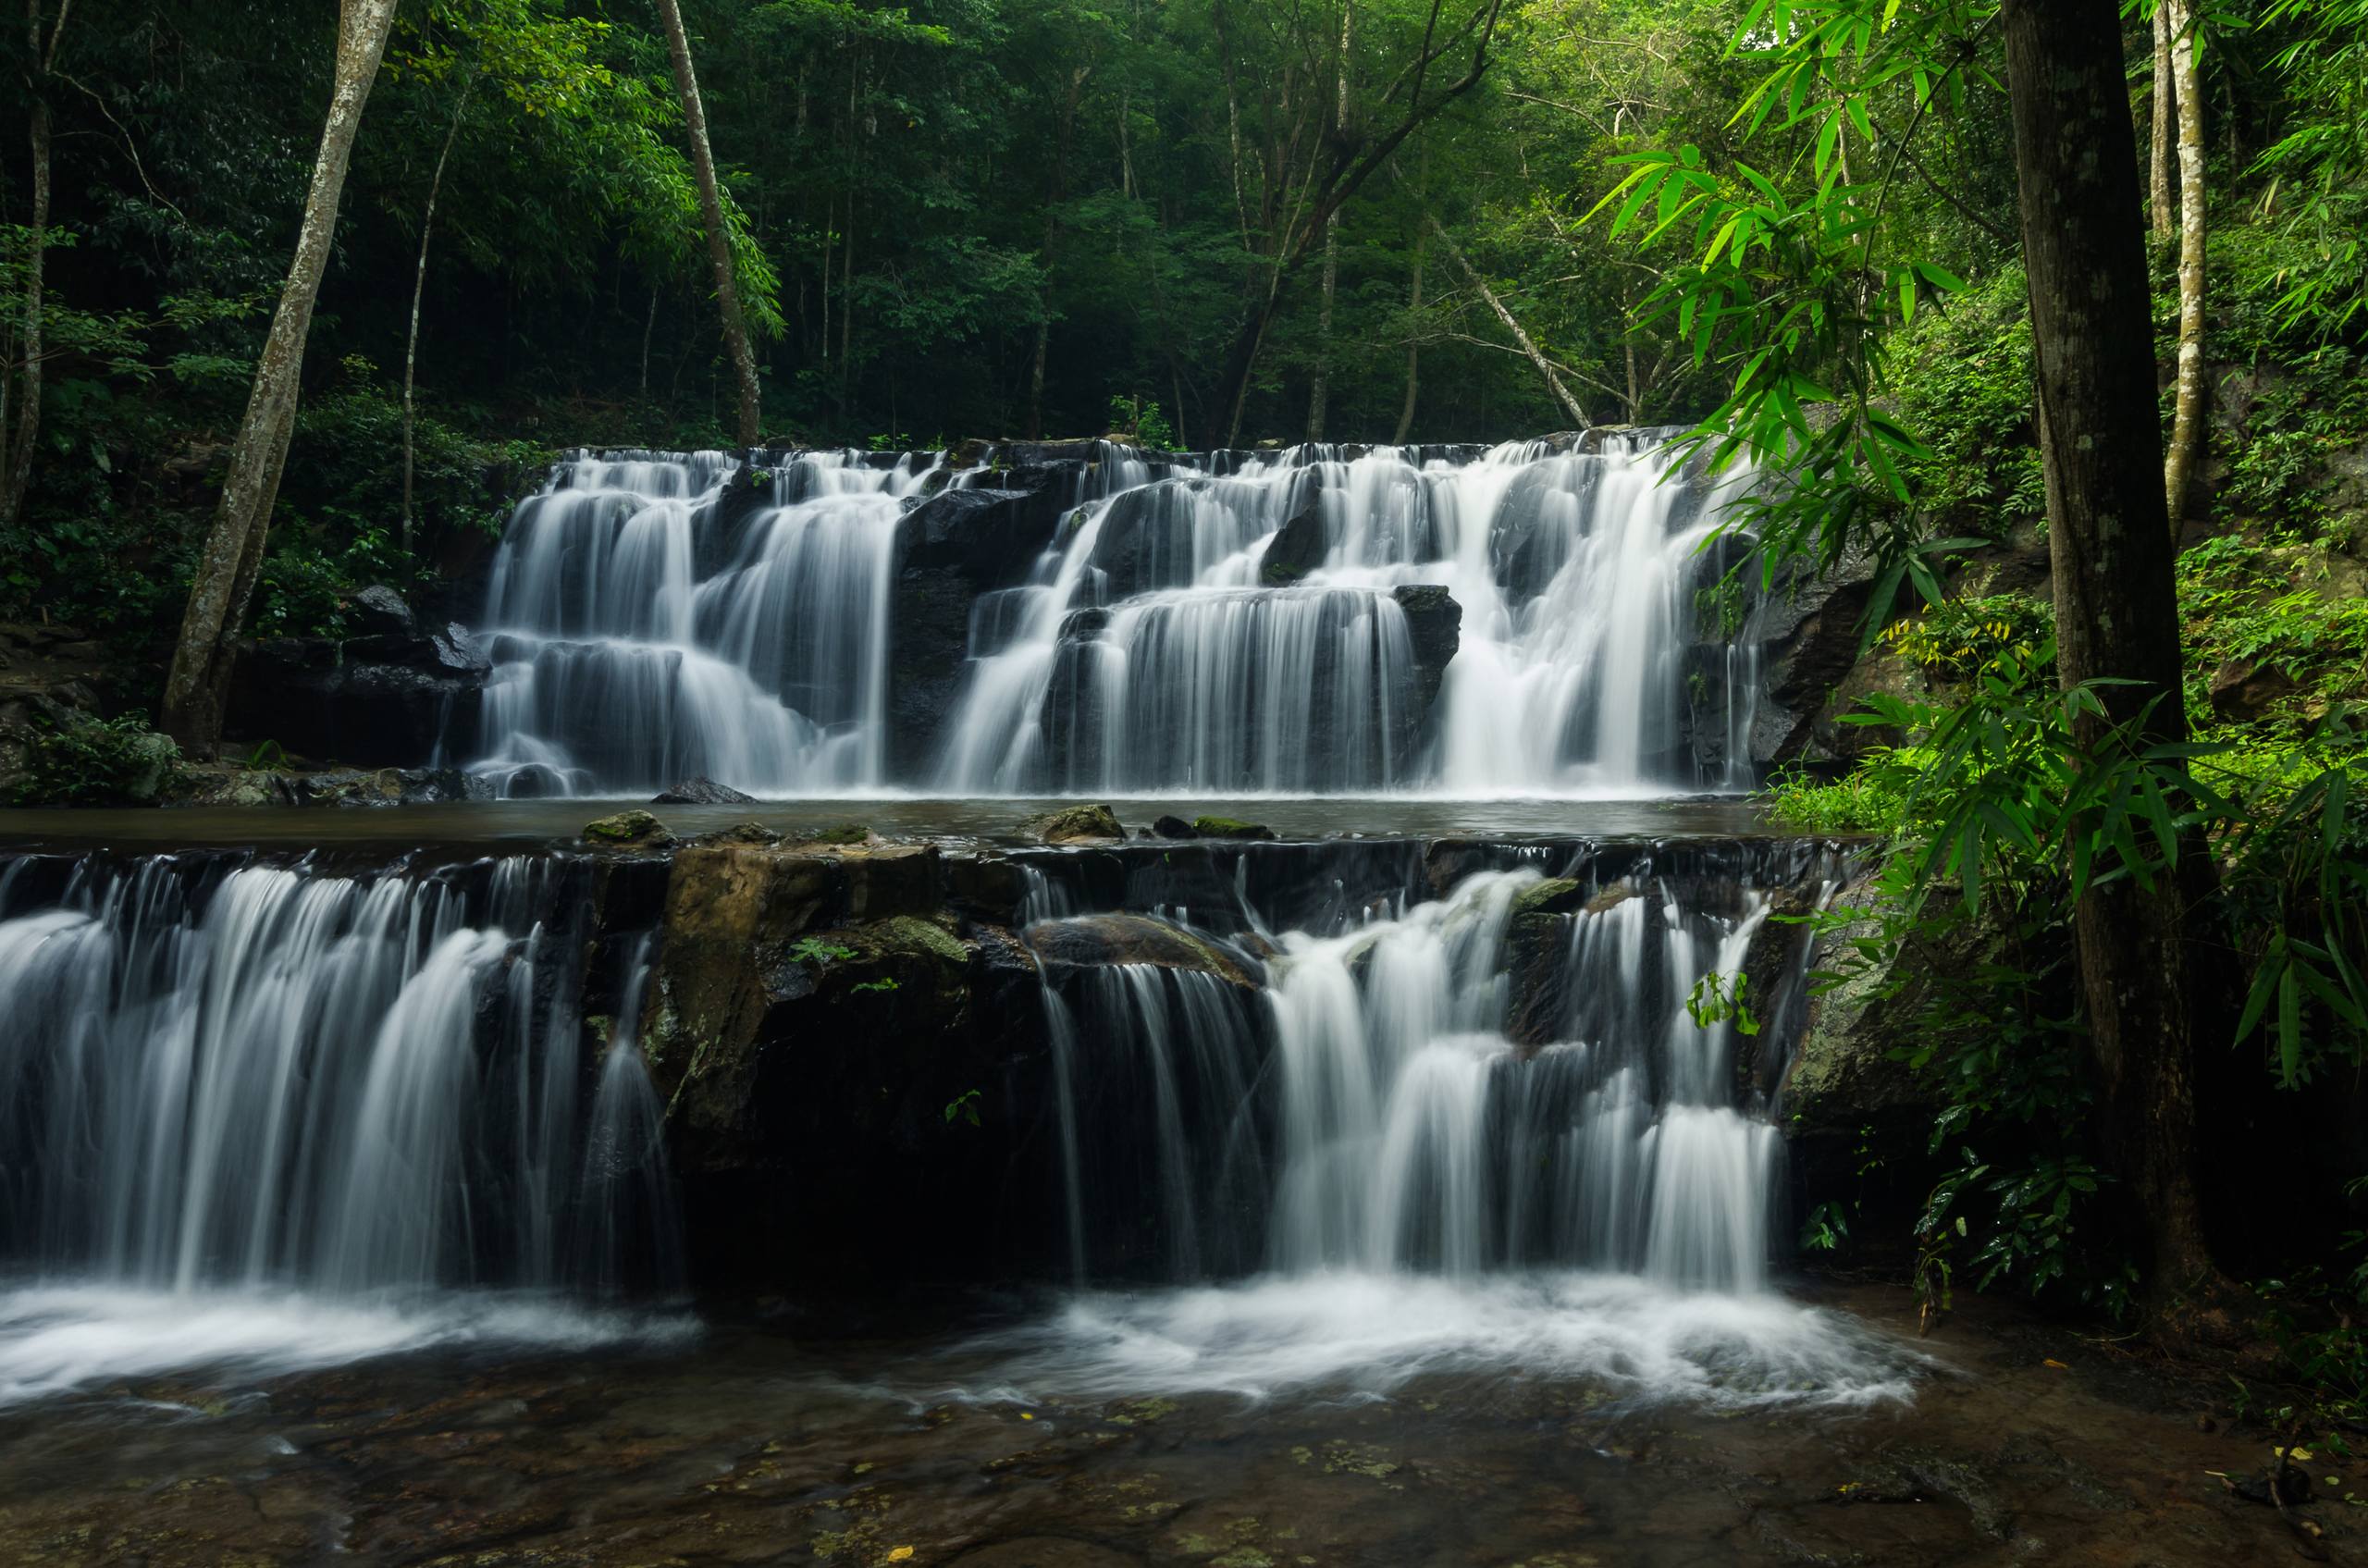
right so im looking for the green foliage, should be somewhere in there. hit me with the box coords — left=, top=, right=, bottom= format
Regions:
left=2253, top=0, right=2368, bottom=338
left=944, top=1088, right=983, bottom=1127
left=789, top=937, right=858, bottom=966
left=1875, top=591, right=2052, bottom=682
left=1684, top=969, right=1761, bottom=1035
left=8, top=712, right=184, bottom=807
left=1108, top=395, right=1177, bottom=451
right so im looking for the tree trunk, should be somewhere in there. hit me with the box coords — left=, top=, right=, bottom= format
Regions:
left=1424, top=208, right=1587, bottom=428
left=654, top=0, right=762, bottom=449
left=1307, top=1, right=1355, bottom=444
left=401, top=71, right=474, bottom=556
left=2000, top=0, right=2217, bottom=1290
left=160, top=0, right=400, bottom=754
left=1393, top=211, right=1424, bottom=445
left=0, top=0, right=59, bottom=531
left=2149, top=2, right=2174, bottom=237
left=2161, top=0, right=2206, bottom=537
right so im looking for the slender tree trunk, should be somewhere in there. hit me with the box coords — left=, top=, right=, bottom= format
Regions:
left=160, top=0, right=400, bottom=753
left=1393, top=212, right=1424, bottom=445
left=641, top=285, right=659, bottom=401
left=2001, top=0, right=2219, bottom=1290
left=0, top=0, right=59, bottom=530
left=2149, top=1, right=2175, bottom=237
left=401, top=71, right=474, bottom=556
left=1424, top=208, right=1587, bottom=428
left=654, top=0, right=762, bottom=449
left=2161, top=0, right=2206, bottom=537
left=1307, top=2, right=1355, bottom=444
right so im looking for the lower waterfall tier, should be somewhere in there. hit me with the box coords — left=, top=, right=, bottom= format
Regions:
left=0, top=833, right=1852, bottom=1314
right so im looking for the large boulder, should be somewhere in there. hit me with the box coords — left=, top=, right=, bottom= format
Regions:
left=888, top=468, right=1092, bottom=777
left=1021, top=803, right=1124, bottom=843
left=1259, top=498, right=1329, bottom=585
left=636, top=841, right=1055, bottom=1284
left=1023, top=912, right=1258, bottom=988
left=225, top=590, right=491, bottom=768
left=1392, top=584, right=1462, bottom=748
left=653, top=775, right=758, bottom=806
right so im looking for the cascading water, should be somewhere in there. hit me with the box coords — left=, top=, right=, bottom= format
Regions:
left=468, top=448, right=936, bottom=796
left=0, top=854, right=684, bottom=1404
left=453, top=434, right=1764, bottom=796
left=991, top=846, right=1907, bottom=1405
left=939, top=437, right=1760, bottom=796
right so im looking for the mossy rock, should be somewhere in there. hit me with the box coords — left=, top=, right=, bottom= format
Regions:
left=1022, top=803, right=1124, bottom=843
left=703, top=821, right=782, bottom=846
left=804, top=821, right=870, bottom=846
left=583, top=809, right=674, bottom=847
left=1190, top=815, right=1274, bottom=840
left=1510, top=877, right=1584, bottom=916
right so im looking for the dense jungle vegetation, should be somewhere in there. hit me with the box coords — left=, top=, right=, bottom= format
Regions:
left=4, top=0, right=2367, bottom=1436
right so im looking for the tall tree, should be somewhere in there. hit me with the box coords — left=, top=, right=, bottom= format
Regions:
left=1307, top=1, right=1355, bottom=442
left=0, top=0, right=70, bottom=530
left=160, top=0, right=401, bottom=753
left=2000, top=0, right=2218, bottom=1285
left=653, top=0, right=762, bottom=449
left=2149, top=0, right=2175, bottom=236
left=2161, top=0, right=2207, bottom=535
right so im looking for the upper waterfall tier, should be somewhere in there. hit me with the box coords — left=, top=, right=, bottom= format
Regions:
left=452, top=435, right=1769, bottom=799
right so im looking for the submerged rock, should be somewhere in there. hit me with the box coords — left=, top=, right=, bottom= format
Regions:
left=1022, top=803, right=1124, bottom=843
left=1190, top=815, right=1274, bottom=841
left=583, top=809, right=674, bottom=847
left=653, top=775, right=758, bottom=805
left=1025, top=912, right=1257, bottom=988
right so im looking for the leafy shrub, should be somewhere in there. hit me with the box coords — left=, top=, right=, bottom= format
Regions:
left=1877, top=591, right=2053, bottom=683
left=9, top=712, right=183, bottom=806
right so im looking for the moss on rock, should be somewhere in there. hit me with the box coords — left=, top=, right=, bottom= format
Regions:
left=1022, top=803, right=1124, bottom=843
left=1190, top=815, right=1275, bottom=840
left=584, top=809, right=674, bottom=847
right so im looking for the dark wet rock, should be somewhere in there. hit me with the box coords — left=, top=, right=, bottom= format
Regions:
left=949, top=1539, right=1145, bottom=1568
left=1392, top=584, right=1462, bottom=736
left=1835, top=1449, right=2015, bottom=1540
left=2207, top=658, right=2297, bottom=722
left=888, top=469, right=1091, bottom=777
left=347, top=584, right=415, bottom=640
left=226, top=622, right=490, bottom=770
left=1150, top=815, right=1200, bottom=839
left=1511, top=877, right=1585, bottom=918
left=1023, top=803, right=1124, bottom=844
left=2226, top=1463, right=2312, bottom=1508
left=1747, top=548, right=1884, bottom=772
left=1083, top=481, right=1198, bottom=595
left=1190, top=815, right=1273, bottom=841
left=701, top=820, right=783, bottom=846
left=637, top=840, right=1063, bottom=1285
left=1023, top=913, right=1257, bottom=988
left=1260, top=497, right=1328, bottom=584
left=583, top=809, right=674, bottom=847
left=653, top=775, right=758, bottom=806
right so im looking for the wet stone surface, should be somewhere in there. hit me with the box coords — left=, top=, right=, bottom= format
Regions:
left=0, top=1283, right=2340, bottom=1568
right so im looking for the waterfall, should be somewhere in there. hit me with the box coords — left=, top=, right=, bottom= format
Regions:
left=1027, top=850, right=1817, bottom=1292
left=0, top=855, right=677, bottom=1298
left=939, top=436, right=1761, bottom=795
left=981, top=848, right=1916, bottom=1406
left=453, top=435, right=1764, bottom=796
left=467, top=448, right=935, bottom=797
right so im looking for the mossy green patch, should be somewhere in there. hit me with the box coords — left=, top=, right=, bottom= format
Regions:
left=1190, top=815, right=1275, bottom=840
